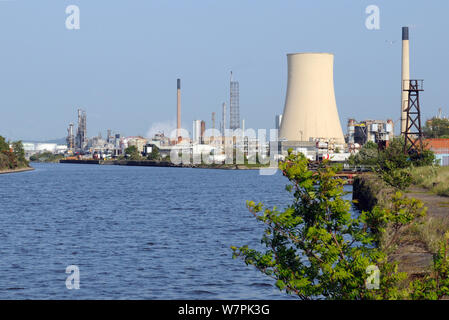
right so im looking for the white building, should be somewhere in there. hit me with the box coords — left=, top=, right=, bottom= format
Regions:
left=35, top=143, right=57, bottom=153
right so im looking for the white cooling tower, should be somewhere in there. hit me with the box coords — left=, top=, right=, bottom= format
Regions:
left=279, top=53, right=345, bottom=143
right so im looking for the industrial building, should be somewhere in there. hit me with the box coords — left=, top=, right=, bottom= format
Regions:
left=424, top=139, right=449, bottom=166
left=122, top=136, right=148, bottom=154
left=347, top=119, right=394, bottom=146
left=66, top=123, right=75, bottom=150
left=75, top=109, right=88, bottom=151
left=22, top=142, right=67, bottom=159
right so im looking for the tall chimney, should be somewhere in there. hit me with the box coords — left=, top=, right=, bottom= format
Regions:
left=177, top=79, right=181, bottom=142
left=401, top=27, right=410, bottom=135
left=222, top=102, right=227, bottom=136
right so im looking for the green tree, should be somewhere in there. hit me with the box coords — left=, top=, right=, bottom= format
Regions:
left=374, top=137, right=436, bottom=190
left=0, top=135, right=10, bottom=152
left=147, top=145, right=161, bottom=161
left=232, top=150, right=426, bottom=299
left=125, top=145, right=141, bottom=160
left=423, top=118, right=449, bottom=138
left=12, top=141, right=27, bottom=165
left=378, top=137, right=410, bottom=170
left=347, top=141, right=379, bottom=166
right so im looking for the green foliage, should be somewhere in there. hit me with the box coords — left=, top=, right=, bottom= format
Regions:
left=232, top=151, right=428, bottom=299
left=348, top=138, right=436, bottom=189
left=347, top=141, right=379, bottom=167
left=378, top=137, right=410, bottom=169
left=0, top=136, right=29, bottom=170
left=348, top=137, right=435, bottom=190
left=147, top=145, right=161, bottom=161
left=0, top=136, right=9, bottom=152
left=29, top=152, right=63, bottom=163
left=362, top=192, right=427, bottom=248
left=376, top=162, right=412, bottom=190
left=375, top=138, right=436, bottom=190
left=12, top=141, right=26, bottom=163
left=424, top=118, right=449, bottom=138
left=409, top=165, right=449, bottom=197
left=125, top=145, right=141, bottom=160
left=409, top=149, right=436, bottom=167
left=374, top=137, right=412, bottom=189
left=410, top=232, right=449, bottom=300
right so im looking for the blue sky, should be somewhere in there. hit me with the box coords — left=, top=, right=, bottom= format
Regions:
left=0, top=0, right=448, bottom=141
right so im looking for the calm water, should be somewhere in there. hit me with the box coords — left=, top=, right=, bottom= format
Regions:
left=0, top=163, right=354, bottom=299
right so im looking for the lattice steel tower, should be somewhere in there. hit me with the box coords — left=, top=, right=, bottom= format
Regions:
left=402, top=79, right=424, bottom=155
left=76, top=109, right=87, bottom=150
left=229, top=72, right=240, bottom=130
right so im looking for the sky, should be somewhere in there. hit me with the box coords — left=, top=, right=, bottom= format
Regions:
left=0, top=0, right=448, bottom=141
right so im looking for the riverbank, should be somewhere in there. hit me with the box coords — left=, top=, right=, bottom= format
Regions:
left=59, top=159, right=271, bottom=170
left=409, top=166, right=449, bottom=197
left=0, top=166, right=34, bottom=175
left=353, top=173, right=449, bottom=277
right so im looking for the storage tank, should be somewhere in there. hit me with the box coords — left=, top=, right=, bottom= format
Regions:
left=279, top=53, right=345, bottom=143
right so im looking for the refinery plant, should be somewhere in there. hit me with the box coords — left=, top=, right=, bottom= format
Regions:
left=22, top=26, right=447, bottom=166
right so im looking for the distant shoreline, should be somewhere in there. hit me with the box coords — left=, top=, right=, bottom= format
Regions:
left=59, top=159, right=271, bottom=170
left=0, top=167, right=34, bottom=175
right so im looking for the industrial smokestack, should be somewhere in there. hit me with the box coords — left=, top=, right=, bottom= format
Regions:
left=401, top=27, right=410, bottom=135
left=222, top=102, right=227, bottom=136
left=177, top=79, right=181, bottom=142
left=279, top=53, right=345, bottom=143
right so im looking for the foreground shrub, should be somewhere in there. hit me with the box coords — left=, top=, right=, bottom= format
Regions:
left=232, top=151, right=427, bottom=299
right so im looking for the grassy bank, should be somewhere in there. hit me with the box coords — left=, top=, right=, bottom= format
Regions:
left=410, top=166, right=449, bottom=197
left=354, top=173, right=449, bottom=276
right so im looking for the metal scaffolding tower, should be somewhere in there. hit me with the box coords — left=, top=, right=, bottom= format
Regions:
left=66, top=123, right=75, bottom=150
left=402, top=79, right=424, bottom=155
left=229, top=72, right=240, bottom=130
left=76, top=109, right=87, bottom=151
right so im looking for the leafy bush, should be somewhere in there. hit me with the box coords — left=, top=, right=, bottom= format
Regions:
left=347, top=141, right=378, bottom=167
left=125, top=145, right=142, bottom=160
left=147, top=145, right=161, bottom=161
left=0, top=137, right=29, bottom=170
left=350, top=137, right=436, bottom=190
left=30, top=152, right=63, bottom=163
left=232, top=151, right=428, bottom=299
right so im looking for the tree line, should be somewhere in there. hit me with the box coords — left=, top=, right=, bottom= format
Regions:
left=0, top=135, right=29, bottom=170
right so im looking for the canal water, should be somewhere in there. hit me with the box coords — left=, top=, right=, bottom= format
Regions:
left=0, top=163, right=355, bottom=299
